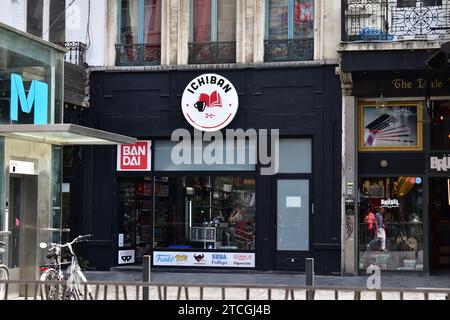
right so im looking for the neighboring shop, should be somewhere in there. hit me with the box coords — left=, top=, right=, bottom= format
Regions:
left=351, top=69, right=450, bottom=273
left=81, top=65, right=342, bottom=274
left=0, top=22, right=135, bottom=286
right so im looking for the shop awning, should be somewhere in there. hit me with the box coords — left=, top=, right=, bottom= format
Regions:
left=0, top=124, right=136, bottom=145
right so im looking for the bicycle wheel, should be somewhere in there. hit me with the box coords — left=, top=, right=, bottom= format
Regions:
left=40, top=269, right=62, bottom=300
left=0, top=265, right=9, bottom=300
left=75, top=269, right=93, bottom=300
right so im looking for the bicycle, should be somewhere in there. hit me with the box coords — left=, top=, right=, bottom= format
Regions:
left=39, top=234, right=94, bottom=300
left=0, top=240, right=8, bottom=300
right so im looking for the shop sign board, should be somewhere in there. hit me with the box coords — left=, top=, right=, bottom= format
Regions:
left=9, top=160, right=35, bottom=175
left=117, top=141, right=151, bottom=171
left=181, top=73, right=239, bottom=132
left=380, top=198, right=399, bottom=208
left=118, top=250, right=135, bottom=265
left=153, top=251, right=255, bottom=268
left=429, top=154, right=450, bottom=173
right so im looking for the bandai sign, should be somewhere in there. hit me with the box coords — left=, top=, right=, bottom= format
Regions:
left=117, top=141, right=151, bottom=171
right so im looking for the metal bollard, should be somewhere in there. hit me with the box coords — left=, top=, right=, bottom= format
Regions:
left=143, top=255, right=151, bottom=300
left=306, top=258, right=314, bottom=300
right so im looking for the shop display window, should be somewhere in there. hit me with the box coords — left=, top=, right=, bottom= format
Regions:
left=358, top=177, right=424, bottom=271
left=119, top=176, right=256, bottom=263
left=154, top=176, right=256, bottom=251
left=118, top=178, right=153, bottom=264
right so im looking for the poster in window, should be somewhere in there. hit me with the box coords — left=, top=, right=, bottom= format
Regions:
left=359, top=102, right=423, bottom=151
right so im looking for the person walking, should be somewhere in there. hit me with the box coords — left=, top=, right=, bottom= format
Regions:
left=375, top=207, right=387, bottom=251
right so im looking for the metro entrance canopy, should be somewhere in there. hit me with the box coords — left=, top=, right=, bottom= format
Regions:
left=0, top=124, right=136, bottom=145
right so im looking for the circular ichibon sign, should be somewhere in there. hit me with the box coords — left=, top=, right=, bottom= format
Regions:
left=181, top=73, right=239, bottom=132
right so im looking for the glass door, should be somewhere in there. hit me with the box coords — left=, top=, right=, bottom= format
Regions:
left=276, top=179, right=310, bottom=268
left=8, top=176, right=22, bottom=268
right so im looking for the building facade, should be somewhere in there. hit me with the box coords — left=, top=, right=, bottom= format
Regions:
left=0, top=0, right=108, bottom=244
left=339, top=0, right=450, bottom=275
left=66, top=0, right=344, bottom=274
left=0, top=22, right=65, bottom=283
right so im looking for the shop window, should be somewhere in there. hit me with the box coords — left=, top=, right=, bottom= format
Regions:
left=154, top=176, right=256, bottom=251
left=118, top=176, right=256, bottom=264
left=358, top=177, right=424, bottom=271
left=431, top=100, right=450, bottom=150
left=264, top=0, right=314, bottom=62
left=118, top=178, right=153, bottom=264
left=278, top=138, right=311, bottom=173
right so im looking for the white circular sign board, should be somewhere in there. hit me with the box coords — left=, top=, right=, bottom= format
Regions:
left=181, top=73, right=239, bottom=132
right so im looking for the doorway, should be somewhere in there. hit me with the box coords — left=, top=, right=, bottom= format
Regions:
left=8, top=174, right=38, bottom=280
left=430, top=178, right=450, bottom=273
left=275, top=178, right=311, bottom=270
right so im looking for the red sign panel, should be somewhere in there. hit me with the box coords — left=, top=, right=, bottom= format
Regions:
left=117, top=141, right=151, bottom=171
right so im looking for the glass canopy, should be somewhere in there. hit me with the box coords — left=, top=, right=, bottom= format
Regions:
left=0, top=124, right=136, bottom=145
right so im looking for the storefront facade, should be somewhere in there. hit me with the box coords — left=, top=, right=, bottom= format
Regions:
left=80, top=65, right=342, bottom=274
left=341, top=50, right=450, bottom=274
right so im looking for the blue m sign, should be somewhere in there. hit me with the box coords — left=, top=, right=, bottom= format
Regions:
left=10, top=73, right=48, bottom=125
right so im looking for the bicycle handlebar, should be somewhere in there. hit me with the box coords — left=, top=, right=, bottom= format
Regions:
left=45, top=234, right=94, bottom=251
left=76, top=234, right=94, bottom=242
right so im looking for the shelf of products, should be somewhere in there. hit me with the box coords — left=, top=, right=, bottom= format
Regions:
left=185, top=176, right=256, bottom=250
left=190, top=226, right=222, bottom=249
left=153, top=178, right=171, bottom=247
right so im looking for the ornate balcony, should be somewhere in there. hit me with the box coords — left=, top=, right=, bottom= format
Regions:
left=57, top=42, right=87, bottom=66
left=115, top=43, right=161, bottom=66
left=343, top=0, right=450, bottom=41
left=188, top=41, right=236, bottom=64
left=264, top=39, right=314, bottom=62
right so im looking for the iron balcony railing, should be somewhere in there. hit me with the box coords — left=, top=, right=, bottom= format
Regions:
left=264, top=39, right=314, bottom=62
left=56, top=42, right=87, bottom=66
left=342, top=0, right=450, bottom=42
left=188, top=41, right=236, bottom=64
left=115, top=43, right=161, bottom=66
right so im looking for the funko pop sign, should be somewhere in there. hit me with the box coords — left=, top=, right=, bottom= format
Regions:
left=181, top=73, right=239, bottom=132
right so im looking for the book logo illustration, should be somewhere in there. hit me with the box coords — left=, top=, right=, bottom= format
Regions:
left=194, top=91, right=222, bottom=112
left=182, top=74, right=238, bottom=132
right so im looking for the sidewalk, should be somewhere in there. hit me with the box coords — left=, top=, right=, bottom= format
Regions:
left=84, top=270, right=450, bottom=290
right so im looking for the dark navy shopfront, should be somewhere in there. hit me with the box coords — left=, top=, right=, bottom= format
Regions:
left=76, top=66, right=342, bottom=275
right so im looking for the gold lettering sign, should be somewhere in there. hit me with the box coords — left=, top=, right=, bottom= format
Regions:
left=392, top=78, right=447, bottom=90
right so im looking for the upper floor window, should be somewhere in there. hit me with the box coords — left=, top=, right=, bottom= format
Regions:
left=26, top=0, right=86, bottom=66
left=397, top=0, right=442, bottom=7
left=343, top=0, right=448, bottom=42
left=264, top=0, right=314, bottom=62
left=27, top=0, right=44, bottom=38
left=189, top=0, right=237, bottom=64
left=116, top=0, right=161, bottom=66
